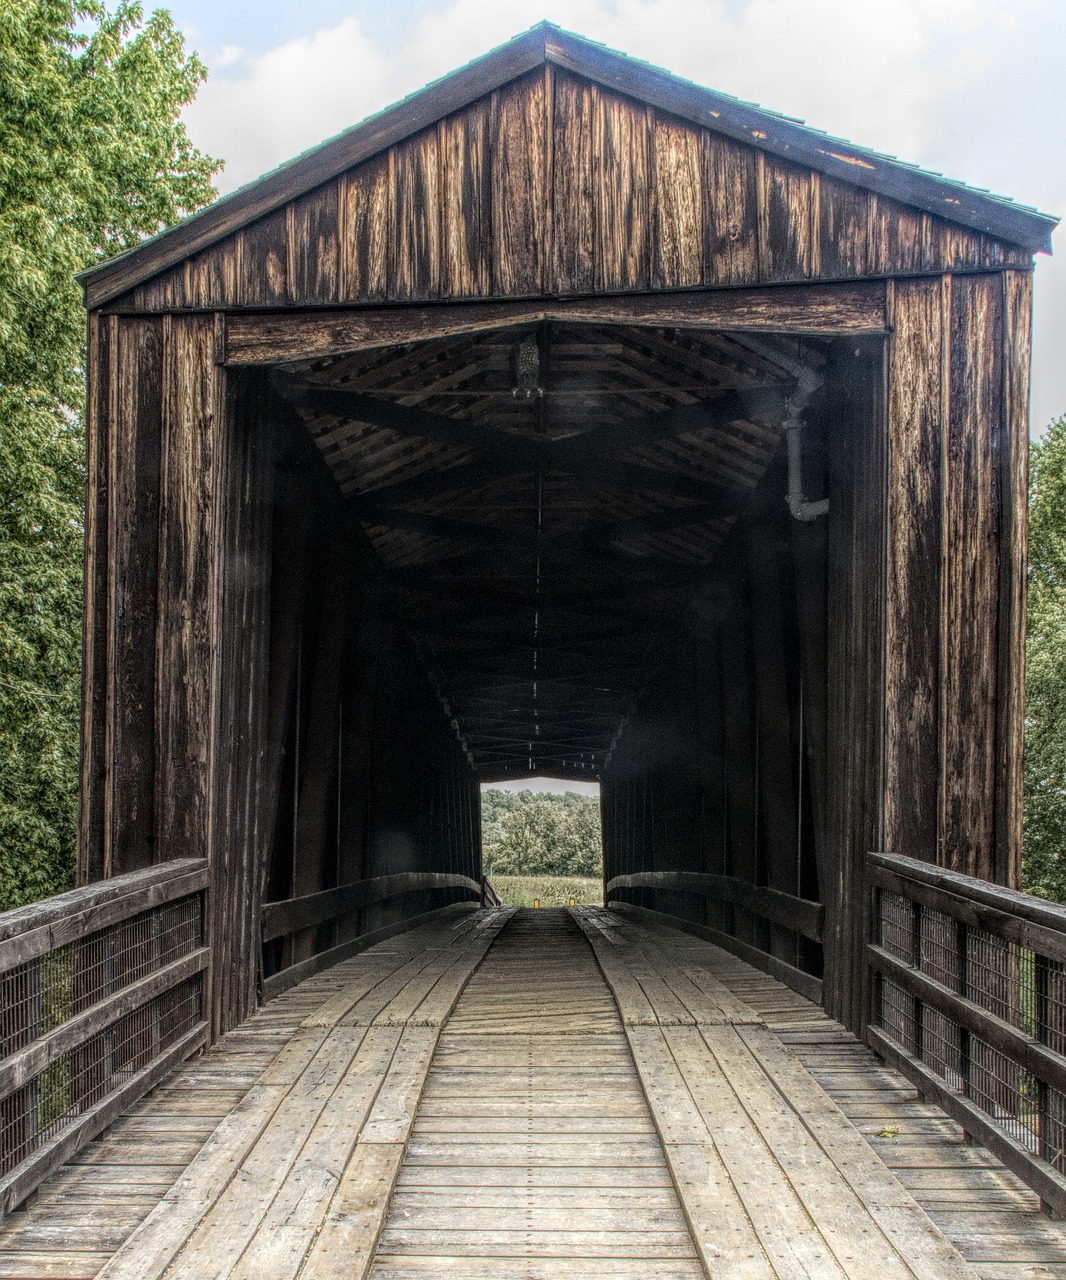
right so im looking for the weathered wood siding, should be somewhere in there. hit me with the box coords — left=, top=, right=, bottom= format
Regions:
left=111, top=68, right=1027, bottom=316
left=80, top=47, right=1035, bottom=1044
left=883, top=273, right=1031, bottom=886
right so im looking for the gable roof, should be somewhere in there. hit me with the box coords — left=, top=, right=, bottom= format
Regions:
left=80, top=23, right=1058, bottom=307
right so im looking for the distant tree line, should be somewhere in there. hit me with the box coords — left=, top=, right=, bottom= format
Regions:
left=481, top=790, right=602, bottom=878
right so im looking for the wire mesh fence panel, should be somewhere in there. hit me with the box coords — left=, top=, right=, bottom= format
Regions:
left=0, top=862, right=209, bottom=1212
left=869, top=853, right=1066, bottom=1207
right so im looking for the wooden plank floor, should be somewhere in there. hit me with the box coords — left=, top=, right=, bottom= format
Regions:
left=369, top=908, right=704, bottom=1278
left=0, top=904, right=511, bottom=1280
left=2, top=904, right=1065, bottom=1278
left=607, top=903, right=1066, bottom=1280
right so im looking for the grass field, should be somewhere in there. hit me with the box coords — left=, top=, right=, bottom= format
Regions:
left=489, top=875, right=602, bottom=908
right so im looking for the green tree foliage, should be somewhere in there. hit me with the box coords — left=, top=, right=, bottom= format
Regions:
left=0, top=2, right=217, bottom=909
left=481, top=789, right=602, bottom=878
left=1023, top=416, right=1066, bottom=901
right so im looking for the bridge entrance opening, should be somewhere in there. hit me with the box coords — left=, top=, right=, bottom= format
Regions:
left=244, top=315, right=858, bottom=1009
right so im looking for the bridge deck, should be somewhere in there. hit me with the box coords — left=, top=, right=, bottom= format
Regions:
left=0, top=907, right=1064, bottom=1278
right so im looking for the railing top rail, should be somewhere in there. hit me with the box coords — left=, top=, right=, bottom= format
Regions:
left=606, top=869, right=824, bottom=942
left=260, top=870, right=481, bottom=942
left=869, top=851, right=1066, bottom=936
left=0, top=859, right=209, bottom=953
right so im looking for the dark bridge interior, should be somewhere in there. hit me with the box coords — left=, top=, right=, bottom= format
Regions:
left=278, top=322, right=804, bottom=782
left=253, top=316, right=852, bottom=1019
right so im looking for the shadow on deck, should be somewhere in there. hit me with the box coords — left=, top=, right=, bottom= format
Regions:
left=1, top=908, right=1064, bottom=1279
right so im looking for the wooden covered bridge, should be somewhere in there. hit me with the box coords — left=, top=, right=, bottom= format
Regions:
left=2, top=23, right=1066, bottom=1277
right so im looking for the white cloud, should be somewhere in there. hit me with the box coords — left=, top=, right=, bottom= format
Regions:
left=181, top=0, right=1065, bottom=425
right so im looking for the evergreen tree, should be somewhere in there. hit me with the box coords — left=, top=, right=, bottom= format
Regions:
left=0, top=2, right=217, bottom=908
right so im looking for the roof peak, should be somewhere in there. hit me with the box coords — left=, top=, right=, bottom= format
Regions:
left=81, top=24, right=1058, bottom=307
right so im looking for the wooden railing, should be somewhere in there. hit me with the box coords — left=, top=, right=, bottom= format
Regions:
left=0, top=861, right=210, bottom=1216
left=261, top=871, right=483, bottom=998
left=868, top=851, right=1066, bottom=1216
left=605, top=870, right=824, bottom=1001
left=481, top=877, right=502, bottom=908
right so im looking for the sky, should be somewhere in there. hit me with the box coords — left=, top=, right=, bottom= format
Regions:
left=158, top=2, right=1066, bottom=799
left=167, top=0, right=1066, bottom=432
left=482, top=779, right=601, bottom=797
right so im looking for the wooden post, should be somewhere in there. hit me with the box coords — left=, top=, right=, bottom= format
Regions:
left=747, top=515, right=800, bottom=964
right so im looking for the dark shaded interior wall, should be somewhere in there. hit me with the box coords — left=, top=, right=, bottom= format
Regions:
left=260, top=406, right=480, bottom=982
left=601, top=420, right=828, bottom=981
left=601, top=340, right=887, bottom=1026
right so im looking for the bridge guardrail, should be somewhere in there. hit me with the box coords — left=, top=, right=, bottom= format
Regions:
left=868, top=851, right=1066, bottom=1217
left=605, top=869, right=824, bottom=1002
left=0, top=860, right=210, bottom=1216
left=260, top=871, right=483, bottom=998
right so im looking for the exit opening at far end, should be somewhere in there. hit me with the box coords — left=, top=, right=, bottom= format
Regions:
left=480, top=779, right=603, bottom=908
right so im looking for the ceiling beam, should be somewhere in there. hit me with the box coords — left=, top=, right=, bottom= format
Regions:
left=279, top=371, right=782, bottom=488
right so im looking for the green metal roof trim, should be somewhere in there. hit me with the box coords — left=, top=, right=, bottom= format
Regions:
left=80, top=23, right=1060, bottom=307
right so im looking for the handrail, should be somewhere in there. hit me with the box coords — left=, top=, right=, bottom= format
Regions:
left=868, top=851, right=1066, bottom=1217
left=0, top=860, right=210, bottom=1217
left=260, top=871, right=483, bottom=999
left=605, top=870, right=824, bottom=942
left=481, top=876, right=502, bottom=908
left=261, top=872, right=482, bottom=942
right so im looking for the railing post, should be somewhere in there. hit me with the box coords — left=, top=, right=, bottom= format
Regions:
left=1037, top=951, right=1051, bottom=1165
left=910, top=895, right=923, bottom=1061
left=957, top=918, right=971, bottom=1098
left=870, top=884, right=882, bottom=1043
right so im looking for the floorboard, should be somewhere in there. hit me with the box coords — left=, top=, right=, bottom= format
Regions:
left=1, top=904, right=1065, bottom=1278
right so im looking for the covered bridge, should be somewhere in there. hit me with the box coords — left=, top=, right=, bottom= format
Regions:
left=1, top=24, right=1065, bottom=1279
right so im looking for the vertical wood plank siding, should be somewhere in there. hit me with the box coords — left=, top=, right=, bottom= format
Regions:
left=999, top=272, right=1032, bottom=888
left=78, top=315, right=111, bottom=885
left=106, top=318, right=163, bottom=876
left=155, top=316, right=222, bottom=872
left=884, top=276, right=1024, bottom=887
left=117, top=69, right=1028, bottom=315
left=884, top=280, right=945, bottom=859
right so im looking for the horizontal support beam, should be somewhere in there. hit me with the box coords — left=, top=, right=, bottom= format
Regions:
left=225, top=284, right=889, bottom=365
left=353, top=454, right=751, bottom=515
left=423, top=630, right=669, bottom=656
left=606, top=870, right=823, bottom=942
left=261, top=872, right=481, bottom=942
left=296, top=377, right=779, bottom=479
